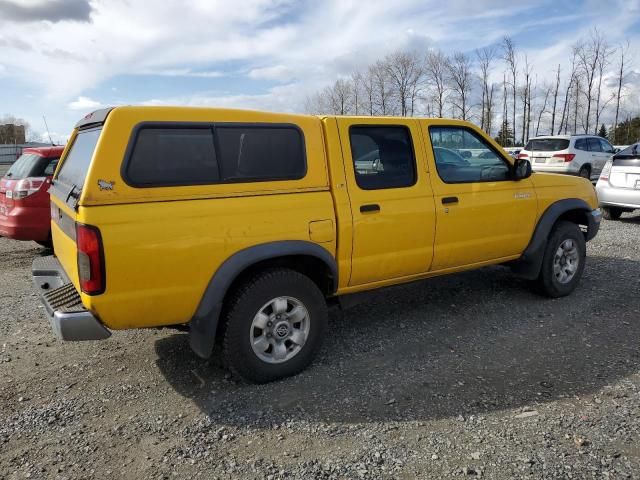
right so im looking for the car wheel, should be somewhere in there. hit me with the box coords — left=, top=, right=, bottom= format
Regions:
left=602, top=207, right=623, bottom=221
left=534, top=221, right=586, bottom=298
left=222, top=268, right=328, bottom=383
left=578, top=165, right=591, bottom=180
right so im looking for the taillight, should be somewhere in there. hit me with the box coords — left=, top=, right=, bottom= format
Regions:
left=552, top=153, right=576, bottom=162
left=599, top=160, right=613, bottom=181
left=76, top=223, right=105, bottom=295
left=517, top=153, right=529, bottom=160
left=13, top=177, right=45, bottom=200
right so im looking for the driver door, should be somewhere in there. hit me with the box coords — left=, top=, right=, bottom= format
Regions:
left=421, top=123, right=537, bottom=270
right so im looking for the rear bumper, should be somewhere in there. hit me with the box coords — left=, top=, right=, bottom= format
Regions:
left=32, top=256, right=111, bottom=341
left=0, top=206, right=50, bottom=241
left=596, top=183, right=640, bottom=210
left=531, top=163, right=576, bottom=174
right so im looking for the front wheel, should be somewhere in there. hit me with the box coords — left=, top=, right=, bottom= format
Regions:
left=534, top=221, right=586, bottom=298
left=222, top=268, right=328, bottom=383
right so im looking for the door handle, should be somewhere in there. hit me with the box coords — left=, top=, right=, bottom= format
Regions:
left=360, top=204, right=380, bottom=213
left=442, top=196, right=459, bottom=205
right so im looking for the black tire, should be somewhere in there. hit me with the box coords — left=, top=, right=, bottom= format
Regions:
left=578, top=165, right=591, bottom=180
left=35, top=239, right=53, bottom=249
left=602, top=207, right=623, bottom=221
left=222, top=268, right=328, bottom=383
left=534, top=221, right=586, bottom=298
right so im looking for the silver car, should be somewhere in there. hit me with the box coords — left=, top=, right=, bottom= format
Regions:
left=596, top=142, right=640, bottom=220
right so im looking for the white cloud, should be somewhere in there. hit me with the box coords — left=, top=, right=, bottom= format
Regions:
left=67, top=96, right=104, bottom=111
left=248, top=65, right=293, bottom=81
left=0, top=0, right=639, bottom=136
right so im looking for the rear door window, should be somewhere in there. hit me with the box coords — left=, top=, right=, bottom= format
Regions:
left=587, top=137, right=602, bottom=152
left=574, top=138, right=588, bottom=151
left=349, top=126, right=416, bottom=189
left=524, top=138, right=570, bottom=151
left=56, top=128, right=102, bottom=188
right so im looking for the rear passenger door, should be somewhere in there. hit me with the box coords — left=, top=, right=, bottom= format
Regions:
left=587, top=137, right=607, bottom=178
left=337, top=118, right=436, bottom=286
left=422, top=123, right=537, bottom=270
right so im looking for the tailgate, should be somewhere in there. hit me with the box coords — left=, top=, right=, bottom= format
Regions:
left=50, top=195, right=81, bottom=291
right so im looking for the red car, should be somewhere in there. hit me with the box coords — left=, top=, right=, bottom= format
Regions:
left=0, top=146, right=64, bottom=246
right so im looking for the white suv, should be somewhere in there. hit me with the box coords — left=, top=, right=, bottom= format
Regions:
left=519, top=135, right=615, bottom=181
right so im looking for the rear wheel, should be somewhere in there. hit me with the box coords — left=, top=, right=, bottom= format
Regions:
left=534, top=221, right=586, bottom=298
left=602, top=207, right=623, bottom=221
left=222, top=268, right=328, bottom=383
left=578, top=165, right=591, bottom=180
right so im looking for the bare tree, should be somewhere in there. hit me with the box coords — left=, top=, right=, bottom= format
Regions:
left=362, top=67, right=377, bottom=116
left=520, top=56, right=532, bottom=144
left=502, top=36, right=518, bottom=145
left=351, top=72, right=363, bottom=115
left=486, top=82, right=496, bottom=134
left=447, top=52, right=473, bottom=120
left=384, top=51, right=424, bottom=117
left=550, top=64, right=561, bottom=134
left=476, top=46, right=497, bottom=132
left=559, top=51, right=578, bottom=134
left=425, top=50, right=449, bottom=118
left=612, top=41, right=632, bottom=144
left=535, top=84, right=552, bottom=136
left=371, top=61, right=392, bottom=115
left=593, top=39, right=613, bottom=133
left=574, top=28, right=607, bottom=133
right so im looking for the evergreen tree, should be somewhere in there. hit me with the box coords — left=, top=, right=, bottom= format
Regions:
left=598, top=124, right=607, bottom=138
left=495, top=120, right=515, bottom=147
left=608, top=116, right=640, bottom=145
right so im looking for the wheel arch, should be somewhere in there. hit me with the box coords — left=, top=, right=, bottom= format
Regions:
left=511, top=198, right=597, bottom=279
left=189, top=241, right=338, bottom=359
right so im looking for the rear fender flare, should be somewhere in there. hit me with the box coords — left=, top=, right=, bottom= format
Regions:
left=189, top=241, right=337, bottom=358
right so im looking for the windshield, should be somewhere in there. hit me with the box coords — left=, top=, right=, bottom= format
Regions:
left=55, top=128, right=102, bottom=188
left=525, top=138, right=570, bottom=151
left=5, top=153, right=50, bottom=180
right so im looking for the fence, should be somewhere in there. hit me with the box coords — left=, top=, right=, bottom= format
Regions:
left=0, top=143, right=51, bottom=164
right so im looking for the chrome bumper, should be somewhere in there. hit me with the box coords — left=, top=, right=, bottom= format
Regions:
left=32, top=256, right=111, bottom=341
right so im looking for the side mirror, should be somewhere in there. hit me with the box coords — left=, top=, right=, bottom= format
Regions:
left=513, top=158, right=532, bottom=180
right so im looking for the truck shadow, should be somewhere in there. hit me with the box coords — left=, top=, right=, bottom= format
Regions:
left=155, top=255, right=640, bottom=426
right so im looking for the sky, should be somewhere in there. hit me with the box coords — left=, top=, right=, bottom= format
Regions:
left=0, top=0, right=639, bottom=143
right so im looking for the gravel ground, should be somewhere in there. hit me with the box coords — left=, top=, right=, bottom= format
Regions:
left=1, top=213, right=639, bottom=479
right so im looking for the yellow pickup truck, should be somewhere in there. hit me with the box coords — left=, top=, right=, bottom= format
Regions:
left=32, top=106, right=601, bottom=383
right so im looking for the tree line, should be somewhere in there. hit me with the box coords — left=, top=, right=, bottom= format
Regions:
left=305, top=29, right=636, bottom=146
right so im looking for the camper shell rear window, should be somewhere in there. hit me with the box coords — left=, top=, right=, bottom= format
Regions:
left=123, top=123, right=306, bottom=187
left=55, top=127, right=102, bottom=189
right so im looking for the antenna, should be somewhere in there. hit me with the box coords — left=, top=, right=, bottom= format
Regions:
left=42, top=115, right=54, bottom=145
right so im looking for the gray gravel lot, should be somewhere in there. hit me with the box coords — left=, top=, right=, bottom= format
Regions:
left=1, top=214, right=639, bottom=479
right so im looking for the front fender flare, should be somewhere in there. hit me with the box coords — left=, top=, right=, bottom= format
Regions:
left=189, top=241, right=338, bottom=358
left=511, top=198, right=597, bottom=279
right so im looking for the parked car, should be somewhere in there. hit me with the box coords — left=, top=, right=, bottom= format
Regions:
left=0, top=146, right=63, bottom=246
left=596, top=142, right=640, bottom=220
left=33, top=107, right=600, bottom=383
left=518, top=134, right=615, bottom=181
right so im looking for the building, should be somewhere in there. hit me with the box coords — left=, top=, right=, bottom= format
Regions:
left=0, top=124, right=26, bottom=145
